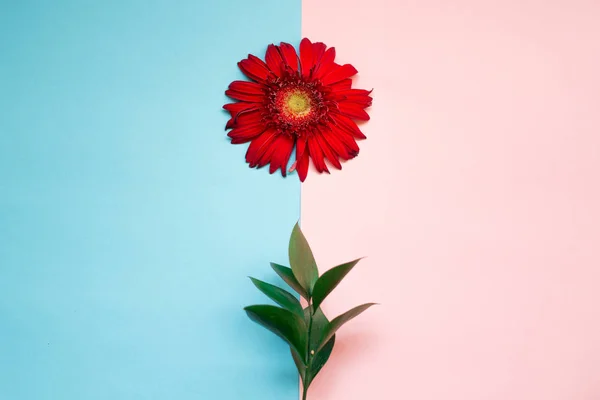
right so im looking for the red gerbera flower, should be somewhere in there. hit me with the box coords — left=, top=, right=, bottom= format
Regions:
left=223, top=38, right=372, bottom=182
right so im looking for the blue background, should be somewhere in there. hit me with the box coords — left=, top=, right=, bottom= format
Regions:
left=0, top=1, right=300, bottom=399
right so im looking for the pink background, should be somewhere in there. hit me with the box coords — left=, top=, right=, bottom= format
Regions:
left=302, top=1, right=600, bottom=399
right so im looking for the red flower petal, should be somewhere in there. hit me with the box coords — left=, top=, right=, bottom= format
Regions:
left=320, top=126, right=351, bottom=159
left=299, top=38, right=314, bottom=77
left=331, top=113, right=368, bottom=139
left=224, top=101, right=258, bottom=113
left=223, top=102, right=260, bottom=118
left=235, top=109, right=262, bottom=124
left=256, top=140, right=279, bottom=168
left=307, top=137, right=329, bottom=173
left=228, top=80, right=265, bottom=95
left=248, top=54, right=270, bottom=70
left=312, top=42, right=326, bottom=66
left=246, top=129, right=277, bottom=167
left=296, top=135, right=307, bottom=159
left=330, top=125, right=360, bottom=156
left=238, top=55, right=271, bottom=83
left=279, top=42, right=299, bottom=72
left=321, top=64, right=358, bottom=85
left=228, top=121, right=267, bottom=144
left=225, top=89, right=264, bottom=103
left=313, top=47, right=336, bottom=80
left=328, top=79, right=353, bottom=91
left=265, top=44, right=284, bottom=77
left=334, top=88, right=373, bottom=106
left=268, top=134, right=295, bottom=176
left=314, top=131, right=342, bottom=170
left=337, top=102, right=371, bottom=121
left=294, top=137, right=310, bottom=182
left=225, top=108, right=261, bottom=130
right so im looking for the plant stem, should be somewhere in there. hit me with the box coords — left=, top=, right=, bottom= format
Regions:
left=306, top=305, right=314, bottom=364
left=304, top=301, right=314, bottom=400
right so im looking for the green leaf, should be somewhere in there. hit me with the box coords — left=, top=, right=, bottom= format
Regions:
left=303, top=307, right=328, bottom=355
left=312, top=258, right=362, bottom=311
left=249, top=277, right=304, bottom=318
left=245, top=305, right=307, bottom=361
left=290, top=347, right=306, bottom=385
left=304, top=307, right=335, bottom=387
left=308, top=335, right=335, bottom=386
left=288, top=223, right=319, bottom=297
left=316, top=303, right=377, bottom=353
left=270, top=262, right=309, bottom=300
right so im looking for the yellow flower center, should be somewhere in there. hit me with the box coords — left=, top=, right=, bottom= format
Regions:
left=284, top=90, right=311, bottom=117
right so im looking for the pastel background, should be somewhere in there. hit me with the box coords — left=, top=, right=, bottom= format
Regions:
left=302, top=1, right=600, bottom=400
left=0, top=1, right=300, bottom=399
left=2, top=1, right=600, bottom=400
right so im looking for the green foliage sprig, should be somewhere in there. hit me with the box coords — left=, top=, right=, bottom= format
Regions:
left=244, top=223, right=376, bottom=400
